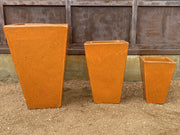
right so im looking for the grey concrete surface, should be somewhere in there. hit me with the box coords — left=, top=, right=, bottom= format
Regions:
left=0, top=54, right=179, bottom=82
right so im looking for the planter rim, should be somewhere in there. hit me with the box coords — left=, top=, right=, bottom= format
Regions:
left=4, top=23, right=68, bottom=28
left=84, top=40, right=129, bottom=46
left=140, top=56, right=176, bottom=64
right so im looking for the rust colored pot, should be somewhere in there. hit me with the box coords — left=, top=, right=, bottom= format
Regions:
left=84, top=40, right=129, bottom=103
left=4, top=24, right=68, bottom=109
left=140, top=56, right=176, bottom=104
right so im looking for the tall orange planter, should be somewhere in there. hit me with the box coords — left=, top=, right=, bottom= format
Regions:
left=4, top=24, right=68, bottom=109
left=140, top=56, right=176, bottom=104
left=84, top=40, right=129, bottom=103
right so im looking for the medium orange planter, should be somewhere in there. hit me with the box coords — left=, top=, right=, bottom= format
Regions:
left=140, top=56, right=176, bottom=104
left=4, top=24, right=68, bottom=109
left=84, top=40, right=129, bottom=103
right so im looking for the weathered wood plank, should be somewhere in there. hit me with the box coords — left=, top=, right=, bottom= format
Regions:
left=3, top=0, right=65, bottom=5
left=3, top=0, right=180, bottom=6
left=3, top=0, right=133, bottom=6
left=138, top=1, right=180, bottom=7
left=71, top=43, right=180, bottom=50
left=67, top=43, right=180, bottom=55
left=67, top=48, right=180, bottom=55
left=1, top=45, right=180, bottom=55
left=72, top=7, right=132, bottom=43
left=66, top=0, right=72, bottom=45
left=4, top=6, right=66, bottom=24
left=0, top=0, right=6, bottom=45
left=137, top=7, right=180, bottom=45
left=71, top=0, right=133, bottom=6
left=130, top=0, right=138, bottom=47
left=128, top=49, right=180, bottom=55
left=1, top=0, right=180, bottom=55
left=0, top=48, right=10, bottom=53
left=135, top=44, right=180, bottom=49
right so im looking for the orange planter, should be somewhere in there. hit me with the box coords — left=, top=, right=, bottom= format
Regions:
left=140, top=56, right=176, bottom=104
left=4, top=24, right=68, bottom=109
left=84, top=40, right=129, bottom=103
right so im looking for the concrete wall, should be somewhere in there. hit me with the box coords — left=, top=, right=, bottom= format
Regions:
left=0, top=54, right=180, bottom=82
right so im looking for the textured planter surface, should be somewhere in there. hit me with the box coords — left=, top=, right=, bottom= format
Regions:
left=140, top=56, right=176, bottom=104
left=4, top=24, right=68, bottom=109
left=84, top=40, right=129, bottom=103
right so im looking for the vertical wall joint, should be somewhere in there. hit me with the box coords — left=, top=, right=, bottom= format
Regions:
left=0, top=0, right=6, bottom=45
left=66, top=0, right=72, bottom=46
left=130, top=0, right=138, bottom=48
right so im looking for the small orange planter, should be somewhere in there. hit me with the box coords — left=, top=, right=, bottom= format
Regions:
left=84, top=40, right=129, bottom=103
left=140, top=56, right=176, bottom=104
left=4, top=24, right=68, bottom=109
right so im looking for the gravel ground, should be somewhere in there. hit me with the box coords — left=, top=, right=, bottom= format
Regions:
left=0, top=80, right=180, bottom=135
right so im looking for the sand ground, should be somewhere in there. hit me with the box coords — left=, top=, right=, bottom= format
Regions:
left=0, top=80, right=180, bottom=135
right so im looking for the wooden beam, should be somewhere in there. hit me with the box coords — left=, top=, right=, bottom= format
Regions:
left=0, top=0, right=6, bottom=45
left=0, top=48, right=10, bottom=53
left=68, top=48, right=85, bottom=55
left=2, top=0, right=180, bottom=6
left=67, top=42, right=180, bottom=55
left=130, top=0, right=138, bottom=48
left=70, top=43, right=180, bottom=50
left=67, top=48, right=180, bottom=55
left=3, top=0, right=132, bottom=6
left=138, top=1, right=180, bottom=7
left=134, top=44, right=180, bottom=50
left=71, top=1, right=132, bottom=6
left=1, top=44, right=180, bottom=55
left=66, top=0, right=72, bottom=46
left=128, top=49, right=180, bottom=55
left=3, top=0, right=65, bottom=6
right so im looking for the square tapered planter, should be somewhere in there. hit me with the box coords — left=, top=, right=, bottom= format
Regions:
left=140, top=56, right=176, bottom=104
left=4, top=24, right=68, bottom=109
left=84, top=40, right=129, bottom=103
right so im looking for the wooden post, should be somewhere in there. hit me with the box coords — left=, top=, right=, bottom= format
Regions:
left=66, top=0, right=72, bottom=46
left=130, top=0, right=138, bottom=48
left=0, top=0, right=6, bottom=45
